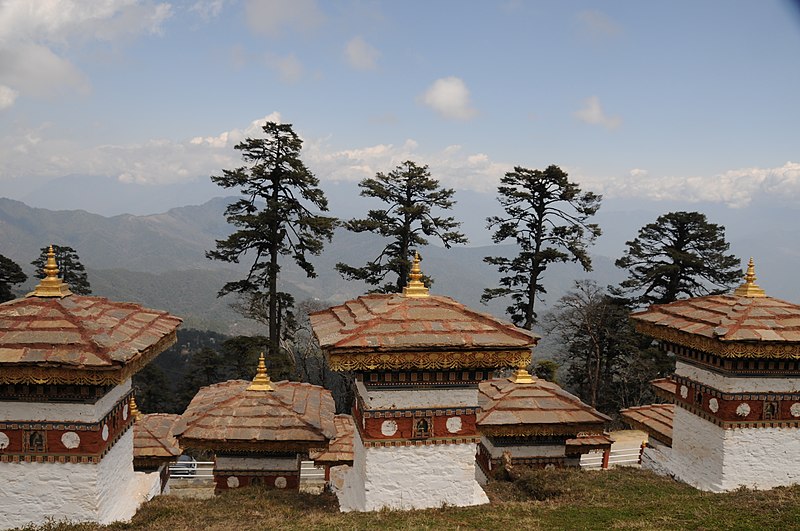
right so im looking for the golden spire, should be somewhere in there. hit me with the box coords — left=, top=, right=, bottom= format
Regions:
left=402, top=252, right=429, bottom=298
left=733, top=257, right=766, bottom=298
left=129, top=394, right=142, bottom=421
left=510, top=359, right=536, bottom=384
left=248, top=352, right=274, bottom=391
left=27, top=245, right=73, bottom=298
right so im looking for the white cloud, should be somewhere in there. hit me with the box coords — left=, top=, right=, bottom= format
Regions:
left=0, top=1, right=172, bottom=101
left=629, top=168, right=648, bottom=177
left=576, top=10, right=622, bottom=39
left=264, top=52, right=304, bottom=83
left=244, top=0, right=324, bottom=37
left=190, top=0, right=230, bottom=20
left=345, top=36, right=380, bottom=70
left=579, top=162, right=800, bottom=208
left=0, top=85, right=18, bottom=110
left=419, top=76, right=477, bottom=121
left=574, top=96, right=621, bottom=129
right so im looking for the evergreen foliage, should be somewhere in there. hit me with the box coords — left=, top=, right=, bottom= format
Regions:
left=615, top=211, right=741, bottom=306
left=335, top=160, right=467, bottom=293
left=31, top=245, right=91, bottom=295
left=482, top=165, right=601, bottom=329
left=0, top=254, right=26, bottom=302
left=206, top=121, right=335, bottom=362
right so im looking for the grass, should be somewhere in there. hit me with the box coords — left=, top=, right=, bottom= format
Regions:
left=18, top=468, right=800, bottom=531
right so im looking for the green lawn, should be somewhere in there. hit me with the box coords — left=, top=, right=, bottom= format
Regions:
left=20, top=468, right=800, bottom=531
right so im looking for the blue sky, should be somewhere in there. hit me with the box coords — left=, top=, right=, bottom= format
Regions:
left=1, top=0, right=800, bottom=215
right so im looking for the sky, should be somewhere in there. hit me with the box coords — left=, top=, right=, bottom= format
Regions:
left=1, top=1, right=800, bottom=241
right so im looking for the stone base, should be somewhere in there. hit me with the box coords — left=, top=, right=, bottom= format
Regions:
left=644, top=408, right=800, bottom=492
left=333, top=430, right=488, bottom=512
left=0, top=429, right=141, bottom=530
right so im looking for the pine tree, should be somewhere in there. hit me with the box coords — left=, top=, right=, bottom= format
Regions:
left=615, top=211, right=741, bottom=306
left=32, top=245, right=91, bottom=295
left=482, top=165, right=601, bottom=329
left=206, top=121, right=335, bottom=363
left=336, top=160, right=467, bottom=293
left=0, top=254, right=27, bottom=302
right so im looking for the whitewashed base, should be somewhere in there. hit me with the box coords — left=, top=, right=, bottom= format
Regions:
left=644, top=407, right=800, bottom=492
left=333, top=430, right=488, bottom=512
left=0, top=430, right=142, bottom=530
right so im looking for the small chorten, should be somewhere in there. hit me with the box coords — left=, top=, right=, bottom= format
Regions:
left=510, top=360, right=536, bottom=384
left=129, top=394, right=142, bottom=421
left=402, top=252, right=429, bottom=298
left=733, top=257, right=766, bottom=298
left=27, top=245, right=73, bottom=298
left=247, top=352, right=274, bottom=391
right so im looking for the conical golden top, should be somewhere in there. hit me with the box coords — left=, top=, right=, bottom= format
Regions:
left=27, top=245, right=73, bottom=298
left=402, top=252, right=429, bottom=298
left=248, top=352, right=274, bottom=391
left=129, top=394, right=142, bottom=421
left=510, top=360, right=536, bottom=384
left=733, top=257, right=766, bottom=298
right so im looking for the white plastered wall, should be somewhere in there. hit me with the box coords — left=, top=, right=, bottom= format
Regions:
left=674, top=361, right=800, bottom=393
left=481, top=436, right=566, bottom=459
left=361, top=384, right=478, bottom=409
left=334, top=429, right=488, bottom=512
left=0, top=429, right=140, bottom=530
left=0, top=379, right=132, bottom=423
left=668, top=406, right=800, bottom=492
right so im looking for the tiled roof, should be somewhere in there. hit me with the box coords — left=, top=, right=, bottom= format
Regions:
left=134, top=413, right=181, bottom=460
left=477, top=378, right=611, bottom=433
left=310, top=414, right=354, bottom=465
left=620, top=404, right=674, bottom=446
left=0, top=295, right=181, bottom=369
left=631, top=294, right=800, bottom=343
left=651, top=377, right=676, bottom=402
left=173, top=380, right=336, bottom=447
left=310, top=294, right=539, bottom=352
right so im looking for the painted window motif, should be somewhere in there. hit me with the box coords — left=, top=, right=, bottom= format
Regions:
left=763, top=399, right=780, bottom=420
left=23, top=430, right=46, bottom=453
left=414, top=418, right=432, bottom=439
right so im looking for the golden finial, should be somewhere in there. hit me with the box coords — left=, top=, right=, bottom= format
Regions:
left=510, top=359, right=536, bottom=384
left=27, top=245, right=73, bottom=298
left=129, top=394, right=142, bottom=421
left=733, top=257, right=766, bottom=298
left=248, top=352, right=274, bottom=391
left=402, top=252, right=429, bottom=298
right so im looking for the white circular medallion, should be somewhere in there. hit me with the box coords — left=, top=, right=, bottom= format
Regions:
left=0, top=432, right=9, bottom=450
left=381, top=420, right=398, bottom=437
left=446, top=416, right=462, bottom=434
left=61, top=431, right=80, bottom=449
left=791, top=403, right=800, bottom=418
left=736, top=403, right=751, bottom=417
left=274, top=476, right=287, bottom=489
left=708, top=398, right=719, bottom=413
left=680, top=385, right=688, bottom=399
left=101, top=424, right=109, bottom=441
left=123, top=404, right=129, bottom=420
left=227, top=476, right=239, bottom=488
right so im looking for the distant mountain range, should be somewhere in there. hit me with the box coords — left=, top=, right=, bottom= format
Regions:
left=0, top=196, right=625, bottom=336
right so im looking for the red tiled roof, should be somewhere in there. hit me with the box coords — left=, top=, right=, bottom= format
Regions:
left=651, top=378, right=676, bottom=402
left=631, top=295, right=800, bottom=343
left=173, top=380, right=336, bottom=448
left=134, top=413, right=181, bottom=460
left=310, top=414, right=354, bottom=466
left=620, top=404, right=674, bottom=446
left=310, top=294, right=538, bottom=352
left=0, top=295, right=181, bottom=369
left=478, top=378, right=611, bottom=434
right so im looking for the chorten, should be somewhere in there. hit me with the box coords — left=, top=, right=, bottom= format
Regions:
left=0, top=246, right=181, bottom=529
left=628, top=258, right=800, bottom=491
left=173, top=353, right=336, bottom=493
left=132, top=399, right=182, bottom=498
left=310, top=253, right=538, bottom=511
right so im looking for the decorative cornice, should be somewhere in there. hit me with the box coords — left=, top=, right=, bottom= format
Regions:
left=635, top=321, right=800, bottom=360
left=479, top=424, right=605, bottom=437
left=177, top=438, right=321, bottom=454
left=362, top=436, right=481, bottom=448
left=328, top=349, right=531, bottom=372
